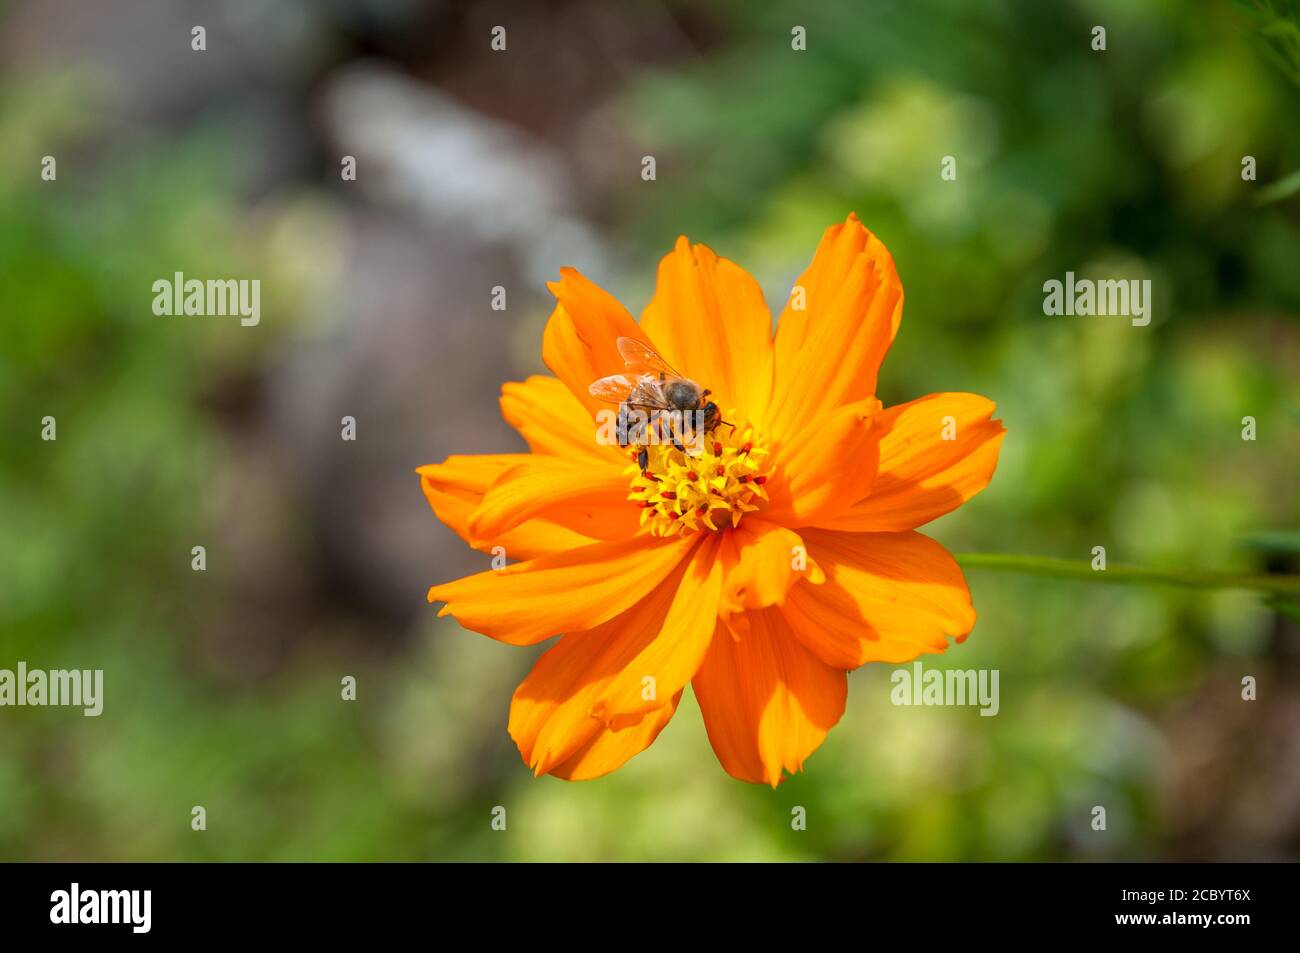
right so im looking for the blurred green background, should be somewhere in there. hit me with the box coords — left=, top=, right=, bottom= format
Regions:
left=1, top=0, right=1298, bottom=861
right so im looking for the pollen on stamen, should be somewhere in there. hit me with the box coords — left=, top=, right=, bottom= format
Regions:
left=624, top=413, right=771, bottom=537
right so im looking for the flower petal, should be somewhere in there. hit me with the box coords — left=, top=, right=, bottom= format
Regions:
left=508, top=535, right=724, bottom=772
left=768, top=213, right=903, bottom=442
left=780, top=529, right=975, bottom=669
left=500, top=374, right=616, bottom=462
left=588, top=532, right=725, bottom=728
left=547, top=693, right=682, bottom=781
left=761, top=397, right=882, bottom=527
left=720, top=519, right=823, bottom=616
left=823, top=393, right=1006, bottom=532
left=428, top=533, right=698, bottom=645
left=467, top=457, right=639, bottom=543
left=692, top=608, right=847, bottom=786
left=639, top=237, right=775, bottom=423
left=418, top=455, right=595, bottom=559
left=541, top=268, right=658, bottom=418
left=508, top=577, right=681, bottom=774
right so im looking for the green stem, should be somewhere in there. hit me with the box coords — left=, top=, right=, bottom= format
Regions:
left=954, top=553, right=1300, bottom=598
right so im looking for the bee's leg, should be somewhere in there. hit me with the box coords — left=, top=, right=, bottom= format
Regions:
left=674, top=418, right=690, bottom=454
left=667, top=412, right=686, bottom=453
left=623, top=404, right=651, bottom=473
left=617, top=402, right=631, bottom=447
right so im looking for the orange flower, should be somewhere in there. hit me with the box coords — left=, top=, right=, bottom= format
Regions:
left=419, top=214, right=1005, bottom=785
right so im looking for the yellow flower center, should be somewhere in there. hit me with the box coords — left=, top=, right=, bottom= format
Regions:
left=625, top=414, right=771, bottom=536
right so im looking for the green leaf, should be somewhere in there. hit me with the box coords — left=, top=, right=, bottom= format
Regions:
left=1255, top=168, right=1300, bottom=205
left=1241, top=530, right=1300, bottom=555
left=955, top=553, right=1300, bottom=597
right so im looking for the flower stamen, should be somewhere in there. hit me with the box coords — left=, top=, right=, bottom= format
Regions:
left=625, top=414, right=771, bottom=537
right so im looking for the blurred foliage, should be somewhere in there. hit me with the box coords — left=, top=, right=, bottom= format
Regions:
left=1235, top=0, right=1300, bottom=90
left=1, top=0, right=1298, bottom=861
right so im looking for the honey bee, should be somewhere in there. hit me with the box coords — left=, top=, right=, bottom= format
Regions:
left=589, top=337, right=729, bottom=471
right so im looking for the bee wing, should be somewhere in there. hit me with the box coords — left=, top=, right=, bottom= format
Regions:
left=588, top=374, right=676, bottom=411
left=616, top=336, right=683, bottom=380
left=588, top=374, right=639, bottom=403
